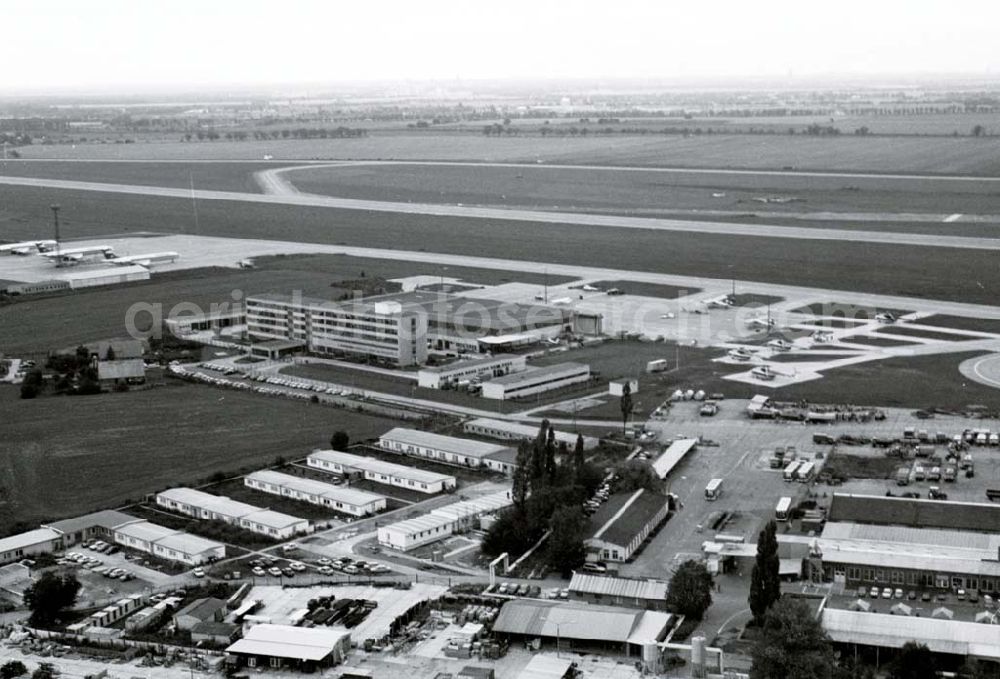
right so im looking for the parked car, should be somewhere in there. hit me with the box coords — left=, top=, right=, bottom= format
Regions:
left=894, top=588, right=903, bottom=599
left=882, top=587, right=892, bottom=599
left=193, top=567, right=205, bottom=578
left=252, top=567, right=266, bottom=577
left=268, top=567, right=282, bottom=577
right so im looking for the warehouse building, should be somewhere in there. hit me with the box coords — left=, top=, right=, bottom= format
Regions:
left=112, top=521, right=225, bottom=565
left=378, top=428, right=513, bottom=469
left=377, top=489, right=513, bottom=551
left=43, top=509, right=143, bottom=547
left=0, top=528, right=63, bottom=565
left=822, top=604, right=1000, bottom=663
left=416, top=354, right=527, bottom=389
left=244, top=290, right=571, bottom=367
left=60, top=265, right=150, bottom=290
left=481, top=362, right=591, bottom=401
left=463, top=418, right=599, bottom=450
left=3, top=279, right=72, bottom=296
left=586, top=489, right=671, bottom=563
left=306, top=449, right=456, bottom=494
left=245, top=470, right=386, bottom=517
left=155, top=487, right=310, bottom=539
left=174, top=597, right=226, bottom=631
left=226, top=623, right=351, bottom=671
left=568, top=573, right=670, bottom=611
left=492, top=599, right=671, bottom=656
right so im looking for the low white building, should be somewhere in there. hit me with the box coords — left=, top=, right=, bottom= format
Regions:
left=463, top=417, right=599, bottom=450
left=306, top=449, right=456, bottom=494
left=113, top=521, right=225, bottom=565
left=416, top=354, right=527, bottom=389
left=152, top=533, right=226, bottom=565
left=226, top=623, right=351, bottom=670
left=0, top=528, right=63, bottom=565
left=481, top=362, right=591, bottom=401
left=156, top=487, right=310, bottom=539
left=609, top=378, right=639, bottom=397
left=377, top=489, right=513, bottom=551
left=245, top=470, right=386, bottom=517
left=378, top=428, right=513, bottom=468
left=60, top=265, right=150, bottom=290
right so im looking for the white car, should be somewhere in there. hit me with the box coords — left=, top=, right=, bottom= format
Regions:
left=289, top=561, right=306, bottom=572
left=193, top=567, right=205, bottom=578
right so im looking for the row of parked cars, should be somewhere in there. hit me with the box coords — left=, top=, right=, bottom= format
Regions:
left=487, top=582, right=568, bottom=599
left=59, top=551, right=135, bottom=581
left=252, top=374, right=357, bottom=398
left=248, top=555, right=391, bottom=578
left=583, top=482, right=611, bottom=515
left=859, top=585, right=981, bottom=604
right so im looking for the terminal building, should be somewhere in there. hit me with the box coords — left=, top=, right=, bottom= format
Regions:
left=586, top=489, right=671, bottom=563
left=306, top=449, right=457, bottom=494
left=244, top=470, right=387, bottom=517
left=244, top=290, right=573, bottom=367
left=463, top=418, right=599, bottom=450
left=378, top=428, right=515, bottom=469
left=480, top=362, right=591, bottom=400
left=155, top=487, right=310, bottom=539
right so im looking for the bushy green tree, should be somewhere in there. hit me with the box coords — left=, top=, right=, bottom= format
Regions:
left=666, top=560, right=714, bottom=619
left=24, top=571, right=81, bottom=626
left=547, top=506, right=588, bottom=575
left=619, top=381, right=632, bottom=433
left=611, top=459, right=660, bottom=494
left=889, top=641, right=936, bottom=679
left=751, top=598, right=835, bottom=679
left=330, top=430, right=350, bottom=450
left=0, top=660, right=28, bottom=679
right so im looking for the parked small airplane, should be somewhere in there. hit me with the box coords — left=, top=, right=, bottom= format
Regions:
left=706, top=295, right=735, bottom=309
left=811, top=331, right=835, bottom=343
left=767, top=338, right=793, bottom=351
left=746, top=317, right=776, bottom=330
left=751, top=365, right=777, bottom=381
left=0, top=240, right=57, bottom=255
left=874, top=312, right=896, bottom=323
left=581, top=284, right=600, bottom=292
left=728, top=348, right=755, bottom=361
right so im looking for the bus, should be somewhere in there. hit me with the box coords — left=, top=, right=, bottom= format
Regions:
left=783, top=460, right=802, bottom=482
left=775, top=496, right=793, bottom=522
left=796, top=461, right=815, bottom=483
left=705, top=478, right=724, bottom=501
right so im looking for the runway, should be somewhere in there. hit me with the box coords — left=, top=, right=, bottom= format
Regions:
left=4, top=173, right=1000, bottom=251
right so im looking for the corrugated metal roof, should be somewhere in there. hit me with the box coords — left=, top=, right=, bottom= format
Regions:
left=464, top=418, right=597, bottom=447
left=627, top=611, right=672, bottom=645
left=97, top=358, right=145, bottom=381
left=568, top=573, right=667, bottom=601
left=822, top=608, right=1000, bottom=660
left=308, top=449, right=455, bottom=484
left=822, top=521, right=1000, bottom=552
left=484, top=362, right=588, bottom=386
left=244, top=509, right=307, bottom=530
left=651, top=439, right=697, bottom=479
left=829, top=493, right=1000, bottom=533
left=381, top=489, right=513, bottom=538
left=493, top=600, right=645, bottom=643
left=227, top=624, right=350, bottom=661
left=379, top=428, right=508, bottom=459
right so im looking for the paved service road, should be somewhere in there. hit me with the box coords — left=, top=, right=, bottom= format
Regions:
left=4, top=174, right=1000, bottom=250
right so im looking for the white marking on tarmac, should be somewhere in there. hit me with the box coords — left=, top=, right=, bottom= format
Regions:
left=943, top=213, right=963, bottom=223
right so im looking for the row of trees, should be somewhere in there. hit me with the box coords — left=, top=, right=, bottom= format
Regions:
left=181, top=127, right=367, bottom=142
left=482, top=421, right=603, bottom=574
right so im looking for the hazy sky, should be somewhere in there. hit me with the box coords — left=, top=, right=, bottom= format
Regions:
left=4, top=0, right=999, bottom=93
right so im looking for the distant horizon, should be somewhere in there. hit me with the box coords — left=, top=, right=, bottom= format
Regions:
left=4, top=0, right=1000, bottom=97
left=3, top=71, right=1000, bottom=102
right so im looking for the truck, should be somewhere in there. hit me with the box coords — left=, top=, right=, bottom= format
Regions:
left=796, top=461, right=815, bottom=483
left=783, top=460, right=802, bottom=482
left=646, top=359, right=669, bottom=374
left=913, top=465, right=926, bottom=481
left=928, top=467, right=942, bottom=482
left=943, top=466, right=957, bottom=482
left=895, top=467, right=911, bottom=486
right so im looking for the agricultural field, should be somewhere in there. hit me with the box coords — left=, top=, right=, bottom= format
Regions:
left=3, top=185, right=1000, bottom=306
left=0, top=381, right=399, bottom=530
left=14, top=132, right=1000, bottom=175
left=284, top=161, right=1000, bottom=218
left=0, top=160, right=282, bottom=192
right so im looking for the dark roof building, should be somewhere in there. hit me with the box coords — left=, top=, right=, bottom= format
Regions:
left=828, top=493, right=1000, bottom=533
left=568, top=572, right=669, bottom=611
left=174, top=597, right=227, bottom=631
left=586, top=489, right=670, bottom=562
